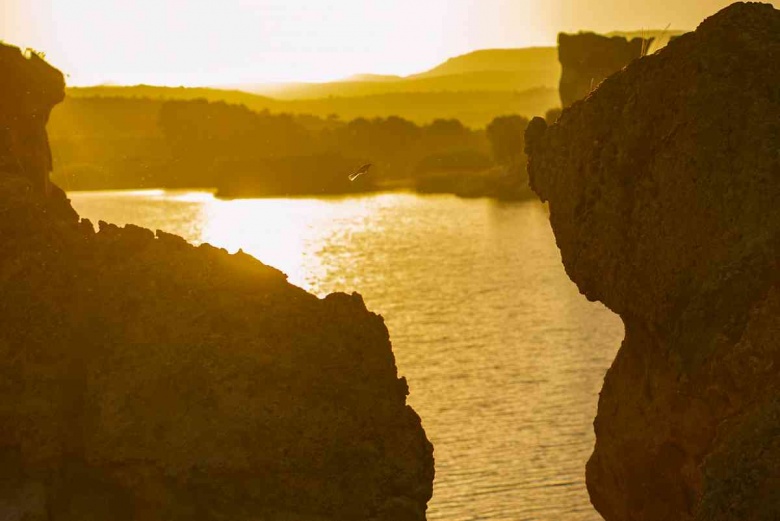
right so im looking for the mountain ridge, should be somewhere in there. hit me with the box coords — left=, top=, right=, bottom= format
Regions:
left=239, top=47, right=560, bottom=99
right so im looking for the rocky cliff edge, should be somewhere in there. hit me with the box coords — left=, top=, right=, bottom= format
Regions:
left=0, top=43, right=434, bottom=521
left=527, top=3, right=780, bottom=520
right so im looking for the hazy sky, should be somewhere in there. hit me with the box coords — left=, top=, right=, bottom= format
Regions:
left=1, top=0, right=774, bottom=86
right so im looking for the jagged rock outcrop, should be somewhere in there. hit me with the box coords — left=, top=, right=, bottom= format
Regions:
left=557, top=32, right=649, bottom=108
left=0, top=47, right=433, bottom=521
left=526, top=3, right=779, bottom=521
left=0, top=43, right=64, bottom=195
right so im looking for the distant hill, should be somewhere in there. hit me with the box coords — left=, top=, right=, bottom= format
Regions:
left=64, top=85, right=558, bottom=127
left=240, top=47, right=560, bottom=100
left=342, top=74, right=403, bottom=82
left=66, top=85, right=284, bottom=113
left=241, top=71, right=560, bottom=101
left=412, top=47, right=558, bottom=78
left=280, top=88, right=558, bottom=128
left=64, top=47, right=566, bottom=125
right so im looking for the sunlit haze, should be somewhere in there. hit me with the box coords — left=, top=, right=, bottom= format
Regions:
left=1, top=0, right=777, bottom=518
left=2, top=0, right=769, bottom=86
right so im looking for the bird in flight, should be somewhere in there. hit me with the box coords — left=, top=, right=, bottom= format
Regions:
left=349, top=163, right=372, bottom=181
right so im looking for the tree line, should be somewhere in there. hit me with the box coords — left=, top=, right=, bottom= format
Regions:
left=49, top=96, right=540, bottom=199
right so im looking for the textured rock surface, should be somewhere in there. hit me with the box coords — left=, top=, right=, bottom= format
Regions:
left=0, top=46, right=433, bottom=521
left=0, top=43, right=64, bottom=194
left=557, top=32, right=648, bottom=108
left=527, top=3, right=779, bottom=521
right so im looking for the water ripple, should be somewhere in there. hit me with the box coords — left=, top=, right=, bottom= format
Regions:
left=70, top=191, right=623, bottom=521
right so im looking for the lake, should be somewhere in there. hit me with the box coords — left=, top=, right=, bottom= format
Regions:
left=69, top=189, right=622, bottom=521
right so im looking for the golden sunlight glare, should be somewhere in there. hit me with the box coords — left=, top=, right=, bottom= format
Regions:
left=1, top=0, right=756, bottom=86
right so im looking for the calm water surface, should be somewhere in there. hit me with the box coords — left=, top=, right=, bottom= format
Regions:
left=69, top=189, right=622, bottom=521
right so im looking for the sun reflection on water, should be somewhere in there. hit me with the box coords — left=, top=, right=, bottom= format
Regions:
left=201, top=195, right=392, bottom=292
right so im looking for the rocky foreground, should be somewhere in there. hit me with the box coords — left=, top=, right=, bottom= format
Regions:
left=527, top=3, right=779, bottom=520
left=0, top=44, right=433, bottom=521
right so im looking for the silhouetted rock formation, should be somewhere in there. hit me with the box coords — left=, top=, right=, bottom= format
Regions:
left=0, top=48, right=433, bottom=521
left=526, top=3, right=779, bottom=521
left=0, top=43, right=64, bottom=195
left=557, top=32, right=649, bottom=107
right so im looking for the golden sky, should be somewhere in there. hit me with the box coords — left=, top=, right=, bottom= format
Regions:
left=1, top=0, right=773, bottom=86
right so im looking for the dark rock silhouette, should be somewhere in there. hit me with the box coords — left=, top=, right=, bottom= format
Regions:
left=527, top=3, right=779, bottom=521
left=557, top=32, right=650, bottom=107
left=0, top=43, right=64, bottom=195
left=0, top=46, right=433, bottom=521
